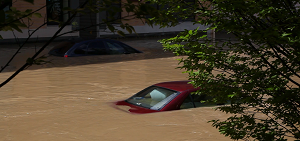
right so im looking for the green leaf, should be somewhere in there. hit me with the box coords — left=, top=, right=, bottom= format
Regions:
left=26, top=58, right=34, bottom=65
left=107, top=24, right=115, bottom=32
left=145, top=19, right=153, bottom=28
left=10, top=24, right=23, bottom=33
left=76, top=8, right=85, bottom=11
left=25, top=9, right=33, bottom=13
left=0, top=35, right=3, bottom=39
left=10, top=7, right=17, bottom=12
left=117, top=30, right=125, bottom=36
left=128, top=25, right=137, bottom=35
left=120, top=24, right=125, bottom=29
left=125, top=27, right=132, bottom=34
left=33, top=13, right=42, bottom=18
left=282, top=33, right=291, bottom=37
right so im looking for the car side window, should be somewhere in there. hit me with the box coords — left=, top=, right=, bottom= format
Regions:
left=87, top=41, right=107, bottom=55
left=180, top=95, right=195, bottom=109
left=180, top=94, right=214, bottom=109
left=106, top=42, right=125, bottom=54
left=74, top=43, right=88, bottom=54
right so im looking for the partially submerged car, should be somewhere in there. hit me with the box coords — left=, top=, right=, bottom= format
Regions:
left=49, top=38, right=142, bottom=57
left=114, top=81, right=224, bottom=114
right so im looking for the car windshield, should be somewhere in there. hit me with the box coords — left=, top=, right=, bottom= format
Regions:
left=126, top=86, right=179, bottom=110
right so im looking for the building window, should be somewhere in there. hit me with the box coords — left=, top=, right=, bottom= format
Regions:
left=1, top=2, right=10, bottom=11
left=0, top=0, right=12, bottom=20
left=46, top=0, right=69, bottom=25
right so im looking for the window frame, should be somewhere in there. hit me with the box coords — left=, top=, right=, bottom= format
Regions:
left=46, top=0, right=70, bottom=25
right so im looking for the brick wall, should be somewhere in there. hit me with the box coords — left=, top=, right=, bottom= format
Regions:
left=12, top=0, right=47, bottom=29
left=195, top=1, right=210, bottom=21
left=121, top=0, right=145, bottom=26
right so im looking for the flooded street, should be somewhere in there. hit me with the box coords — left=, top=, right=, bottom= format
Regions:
left=0, top=37, right=233, bottom=141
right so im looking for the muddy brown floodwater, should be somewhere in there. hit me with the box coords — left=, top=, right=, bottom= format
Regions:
left=0, top=37, right=233, bottom=141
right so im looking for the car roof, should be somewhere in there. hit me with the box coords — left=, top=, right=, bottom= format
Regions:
left=76, top=38, right=121, bottom=44
left=153, top=81, right=196, bottom=92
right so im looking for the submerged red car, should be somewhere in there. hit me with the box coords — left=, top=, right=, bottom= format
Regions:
left=114, top=81, right=221, bottom=114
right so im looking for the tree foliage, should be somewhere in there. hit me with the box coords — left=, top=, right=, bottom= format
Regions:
left=144, top=0, right=300, bottom=140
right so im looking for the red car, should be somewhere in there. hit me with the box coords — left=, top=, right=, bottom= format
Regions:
left=114, top=81, right=219, bottom=114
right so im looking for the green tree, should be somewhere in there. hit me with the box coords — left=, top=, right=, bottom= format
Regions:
left=144, top=0, right=300, bottom=140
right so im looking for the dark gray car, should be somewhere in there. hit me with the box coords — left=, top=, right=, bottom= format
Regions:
left=49, top=38, right=142, bottom=57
